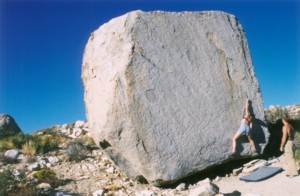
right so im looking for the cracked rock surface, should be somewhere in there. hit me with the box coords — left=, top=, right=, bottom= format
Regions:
left=82, top=10, right=269, bottom=185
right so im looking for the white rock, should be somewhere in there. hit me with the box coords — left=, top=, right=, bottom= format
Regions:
left=233, top=167, right=243, bottom=176
left=39, top=157, right=48, bottom=165
left=74, top=120, right=86, bottom=128
left=243, top=159, right=260, bottom=168
left=36, top=182, right=52, bottom=189
left=82, top=10, right=269, bottom=185
left=28, top=163, right=40, bottom=171
left=136, top=190, right=157, bottom=196
left=46, top=163, right=52, bottom=168
left=242, top=160, right=268, bottom=174
left=93, top=189, right=105, bottom=196
left=4, top=149, right=20, bottom=160
left=107, top=167, right=114, bottom=174
left=176, top=183, right=187, bottom=191
left=48, top=156, right=60, bottom=164
left=196, top=178, right=211, bottom=185
left=188, top=181, right=219, bottom=196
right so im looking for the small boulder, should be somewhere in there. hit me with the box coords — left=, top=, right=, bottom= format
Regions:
left=4, top=149, right=20, bottom=161
left=189, top=179, right=219, bottom=196
left=36, top=182, right=52, bottom=190
left=28, top=163, right=41, bottom=171
left=93, top=189, right=106, bottom=196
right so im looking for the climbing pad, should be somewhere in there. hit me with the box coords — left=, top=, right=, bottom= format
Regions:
left=239, top=167, right=283, bottom=182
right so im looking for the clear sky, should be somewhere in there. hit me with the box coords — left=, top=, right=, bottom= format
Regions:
left=0, top=0, right=299, bottom=134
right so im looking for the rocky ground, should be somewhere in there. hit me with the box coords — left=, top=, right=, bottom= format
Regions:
left=1, top=104, right=299, bottom=195
left=2, top=141, right=300, bottom=196
left=52, top=151, right=300, bottom=196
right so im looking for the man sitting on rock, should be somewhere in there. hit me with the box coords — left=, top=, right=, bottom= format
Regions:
left=231, top=98, right=258, bottom=156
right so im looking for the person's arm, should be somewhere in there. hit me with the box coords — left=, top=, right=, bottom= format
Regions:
left=280, top=127, right=287, bottom=152
left=244, top=98, right=249, bottom=118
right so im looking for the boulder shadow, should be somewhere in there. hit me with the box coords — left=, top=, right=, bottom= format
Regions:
left=223, top=190, right=241, bottom=196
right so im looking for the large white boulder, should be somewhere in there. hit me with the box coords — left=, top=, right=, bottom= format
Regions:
left=82, top=10, right=269, bottom=185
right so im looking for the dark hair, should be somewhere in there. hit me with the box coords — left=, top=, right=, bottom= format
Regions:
left=282, top=114, right=291, bottom=122
left=247, top=114, right=255, bottom=118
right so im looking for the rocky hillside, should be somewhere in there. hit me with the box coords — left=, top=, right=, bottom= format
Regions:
left=1, top=120, right=223, bottom=195
left=265, top=104, right=300, bottom=124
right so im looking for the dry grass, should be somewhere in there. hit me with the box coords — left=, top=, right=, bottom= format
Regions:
left=0, top=140, right=15, bottom=152
left=22, top=141, right=36, bottom=156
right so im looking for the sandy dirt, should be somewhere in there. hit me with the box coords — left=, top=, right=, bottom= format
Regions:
left=214, top=155, right=300, bottom=196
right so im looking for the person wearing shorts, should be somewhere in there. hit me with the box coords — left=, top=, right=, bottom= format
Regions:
left=231, top=99, right=258, bottom=155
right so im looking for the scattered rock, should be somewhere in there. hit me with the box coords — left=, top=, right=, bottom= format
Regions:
left=136, top=190, right=157, bottom=196
left=106, top=167, right=114, bottom=174
left=37, top=182, right=52, bottom=190
left=28, top=162, right=41, bottom=171
left=232, top=167, right=243, bottom=176
left=242, top=160, right=268, bottom=174
left=48, top=156, right=60, bottom=165
left=188, top=178, right=219, bottom=196
left=4, top=149, right=20, bottom=160
left=176, top=183, right=187, bottom=191
left=93, top=189, right=106, bottom=196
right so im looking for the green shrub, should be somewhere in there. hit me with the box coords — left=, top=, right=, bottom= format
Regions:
left=65, top=140, right=87, bottom=162
left=29, top=134, right=59, bottom=154
left=10, top=133, right=27, bottom=149
left=0, top=139, right=15, bottom=152
left=0, top=133, right=25, bottom=152
left=0, top=133, right=61, bottom=155
left=0, top=169, right=17, bottom=195
left=78, top=136, right=97, bottom=152
left=33, top=169, right=58, bottom=185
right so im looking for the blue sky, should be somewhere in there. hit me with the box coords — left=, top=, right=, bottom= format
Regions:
left=0, top=0, right=299, bottom=133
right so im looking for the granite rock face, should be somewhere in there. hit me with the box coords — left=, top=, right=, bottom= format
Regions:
left=0, top=114, right=22, bottom=138
left=82, top=11, right=269, bottom=185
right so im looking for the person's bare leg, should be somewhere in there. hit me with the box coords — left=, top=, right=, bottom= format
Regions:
left=247, top=135, right=257, bottom=153
left=232, top=132, right=241, bottom=154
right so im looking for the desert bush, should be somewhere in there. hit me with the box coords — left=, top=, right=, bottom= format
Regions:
left=265, top=107, right=289, bottom=124
left=33, top=169, right=58, bottom=185
left=22, top=141, right=37, bottom=156
left=0, top=168, right=39, bottom=195
left=10, top=133, right=27, bottom=149
left=34, top=134, right=59, bottom=154
left=78, top=136, right=97, bottom=152
left=42, top=128, right=57, bottom=135
left=0, top=139, right=15, bottom=152
left=0, top=169, right=17, bottom=195
left=0, top=133, right=36, bottom=152
left=0, top=133, right=61, bottom=155
left=65, top=140, right=87, bottom=162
